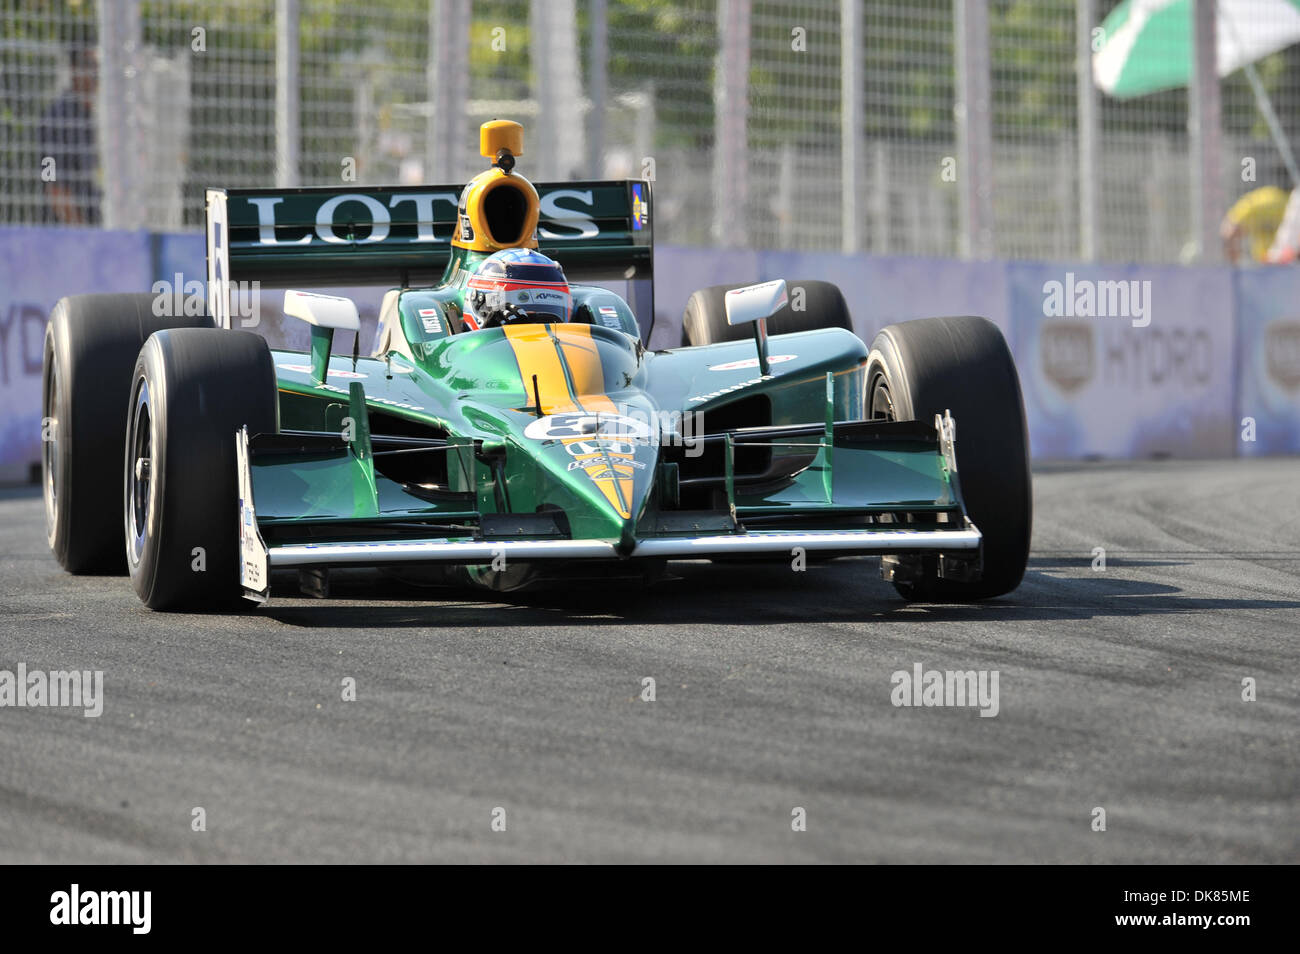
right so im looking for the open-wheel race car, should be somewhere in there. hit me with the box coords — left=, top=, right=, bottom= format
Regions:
left=42, top=120, right=1031, bottom=610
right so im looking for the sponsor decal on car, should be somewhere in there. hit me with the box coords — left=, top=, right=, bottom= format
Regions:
left=522, top=412, right=654, bottom=518
left=707, top=354, right=796, bottom=372
left=570, top=462, right=643, bottom=479
left=632, top=182, right=647, bottom=230
left=523, top=412, right=653, bottom=442
left=227, top=187, right=613, bottom=248
left=236, top=429, right=268, bottom=599
left=564, top=438, right=641, bottom=457
left=312, top=382, right=424, bottom=411
left=566, top=457, right=646, bottom=472
left=417, top=307, right=443, bottom=334
left=596, top=305, right=622, bottom=329
left=688, top=375, right=771, bottom=403
left=277, top=363, right=367, bottom=379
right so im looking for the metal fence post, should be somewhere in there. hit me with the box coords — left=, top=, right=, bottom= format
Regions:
left=712, top=0, right=751, bottom=247
left=275, top=0, right=300, bottom=188
left=1077, top=0, right=1098, bottom=261
left=428, top=0, right=470, bottom=182
left=96, top=0, right=142, bottom=230
left=841, top=0, right=863, bottom=254
left=588, top=0, right=608, bottom=179
left=954, top=0, right=993, bottom=259
left=531, top=0, right=585, bottom=180
left=1190, top=0, right=1223, bottom=263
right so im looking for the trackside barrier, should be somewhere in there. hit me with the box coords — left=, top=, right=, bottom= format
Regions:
left=2, top=228, right=1297, bottom=481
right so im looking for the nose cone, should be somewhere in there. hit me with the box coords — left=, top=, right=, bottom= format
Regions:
left=489, top=322, right=658, bottom=544
left=521, top=407, right=660, bottom=546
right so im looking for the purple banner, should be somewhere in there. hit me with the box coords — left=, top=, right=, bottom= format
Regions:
left=0, top=227, right=152, bottom=481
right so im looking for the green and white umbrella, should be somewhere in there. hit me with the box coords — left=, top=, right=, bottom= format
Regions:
left=1093, top=0, right=1300, bottom=183
left=1094, top=0, right=1300, bottom=97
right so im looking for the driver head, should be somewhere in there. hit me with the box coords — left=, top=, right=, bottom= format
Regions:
left=462, top=248, right=571, bottom=330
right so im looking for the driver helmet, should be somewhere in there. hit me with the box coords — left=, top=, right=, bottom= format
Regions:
left=462, top=248, right=571, bottom=330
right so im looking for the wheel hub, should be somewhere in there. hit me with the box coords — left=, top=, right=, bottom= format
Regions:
left=127, top=378, right=153, bottom=565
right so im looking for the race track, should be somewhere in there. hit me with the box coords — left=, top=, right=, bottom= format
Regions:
left=0, top=458, right=1296, bottom=863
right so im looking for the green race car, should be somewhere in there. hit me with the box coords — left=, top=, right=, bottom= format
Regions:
left=41, top=121, right=1031, bottom=610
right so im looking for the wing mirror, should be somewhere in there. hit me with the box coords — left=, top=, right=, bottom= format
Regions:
left=283, top=290, right=361, bottom=385
left=724, top=278, right=787, bottom=376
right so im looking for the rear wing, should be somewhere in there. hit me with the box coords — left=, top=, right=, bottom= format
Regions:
left=205, top=180, right=652, bottom=327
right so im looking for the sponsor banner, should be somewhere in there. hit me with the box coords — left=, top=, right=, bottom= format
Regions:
left=3, top=228, right=1293, bottom=480
left=0, top=227, right=153, bottom=482
left=1010, top=263, right=1236, bottom=458
left=1235, top=267, right=1300, bottom=454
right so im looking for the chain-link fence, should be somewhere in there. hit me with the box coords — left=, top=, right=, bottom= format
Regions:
left=1, top=0, right=98, bottom=226
left=4, top=0, right=1300, bottom=263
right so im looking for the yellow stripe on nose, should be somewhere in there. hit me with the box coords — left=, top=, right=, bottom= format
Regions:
left=555, top=323, right=617, bottom=414
left=503, top=323, right=578, bottom=414
left=502, top=323, right=632, bottom=518
left=503, top=323, right=615, bottom=414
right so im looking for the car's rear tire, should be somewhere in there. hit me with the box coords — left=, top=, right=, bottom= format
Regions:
left=680, top=279, right=852, bottom=346
left=42, top=293, right=214, bottom=573
left=125, top=328, right=278, bottom=610
left=866, top=316, right=1031, bottom=601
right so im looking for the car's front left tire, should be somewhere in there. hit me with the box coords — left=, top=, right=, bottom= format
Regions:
left=125, top=328, right=278, bottom=610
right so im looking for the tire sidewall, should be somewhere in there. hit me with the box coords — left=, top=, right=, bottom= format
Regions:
left=125, top=339, right=170, bottom=606
left=42, top=314, right=72, bottom=557
left=865, top=332, right=916, bottom=422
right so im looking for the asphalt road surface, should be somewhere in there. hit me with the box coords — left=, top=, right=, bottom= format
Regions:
left=1, top=458, right=1296, bottom=863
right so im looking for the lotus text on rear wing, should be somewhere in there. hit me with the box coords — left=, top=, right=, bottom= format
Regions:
left=242, top=189, right=604, bottom=246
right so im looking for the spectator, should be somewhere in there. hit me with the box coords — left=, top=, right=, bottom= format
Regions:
left=1219, top=183, right=1288, bottom=265
left=1266, top=185, right=1300, bottom=263
left=40, top=43, right=101, bottom=226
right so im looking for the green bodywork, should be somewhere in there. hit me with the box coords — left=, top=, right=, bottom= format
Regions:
left=209, top=181, right=974, bottom=596
left=255, top=323, right=959, bottom=550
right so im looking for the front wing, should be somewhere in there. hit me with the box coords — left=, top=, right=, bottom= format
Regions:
left=235, top=390, right=980, bottom=603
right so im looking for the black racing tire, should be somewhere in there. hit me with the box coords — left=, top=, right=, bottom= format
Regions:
left=42, top=293, right=214, bottom=573
left=680, top=279, right=852, bottom=347
left=866, top=316, right=1032, bottom=602
left=125, top=328, right=278, bottom=610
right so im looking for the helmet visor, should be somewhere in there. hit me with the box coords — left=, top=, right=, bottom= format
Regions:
left=510, top=286, right=571, bottom=322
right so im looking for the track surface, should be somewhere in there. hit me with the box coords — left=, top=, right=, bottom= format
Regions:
left=0, top=459, right=1296, bottom=863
